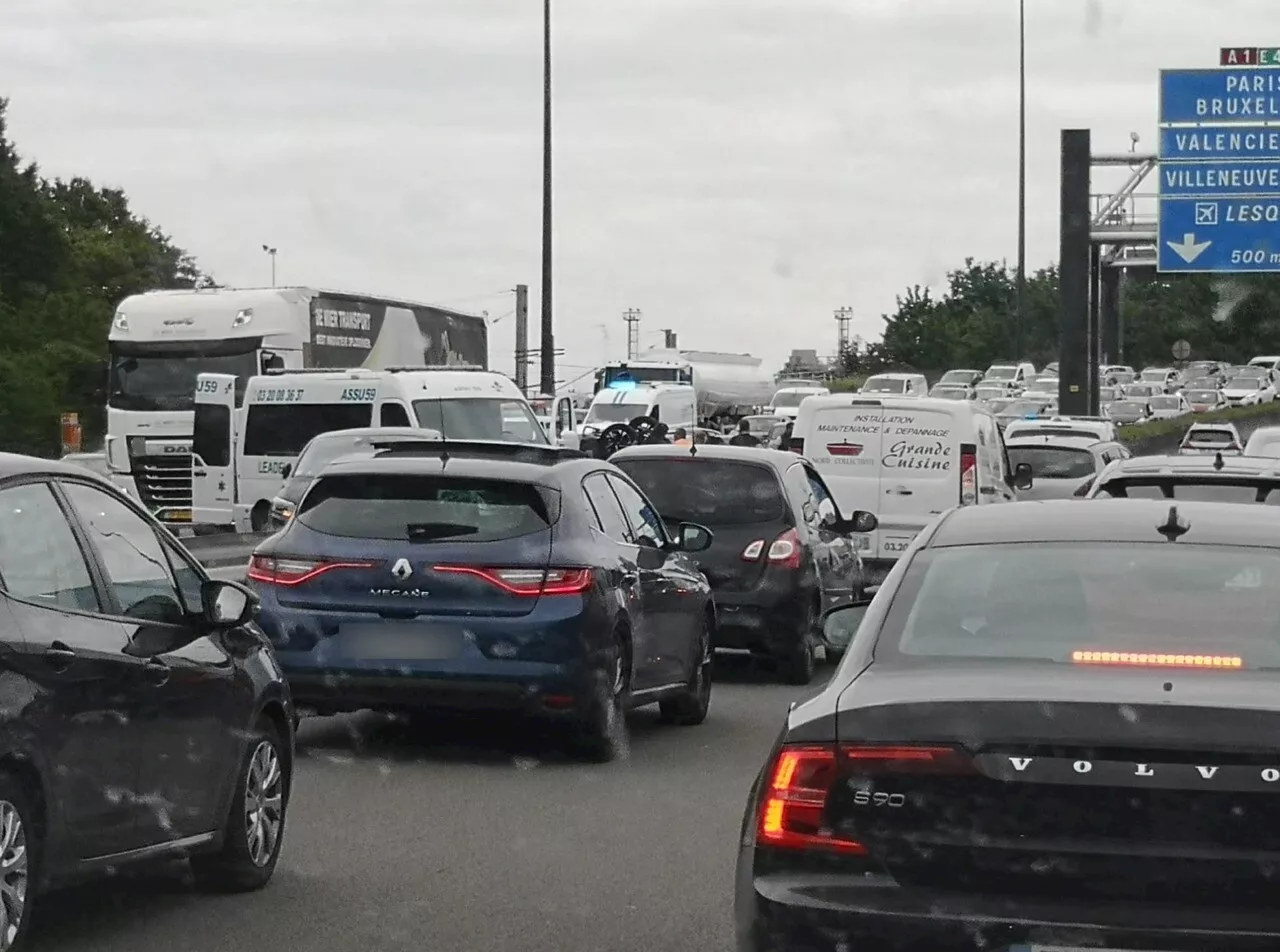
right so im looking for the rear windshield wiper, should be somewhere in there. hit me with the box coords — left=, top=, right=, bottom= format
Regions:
left=405, top=522, right=479, bottom=541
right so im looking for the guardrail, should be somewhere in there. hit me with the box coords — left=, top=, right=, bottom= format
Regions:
left=179, top=530, right=272, bottom=569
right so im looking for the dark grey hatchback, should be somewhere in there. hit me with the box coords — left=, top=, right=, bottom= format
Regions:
left=0, top=454, right=294, bottom=950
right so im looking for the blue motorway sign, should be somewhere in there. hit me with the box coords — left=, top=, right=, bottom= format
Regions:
left=1160, top=125, right=1280, bottom=161
left=1159, top=158, right=1280, bottom=197
left=1160, top=68, right=1280, bottom=124
left=1157, top=198, right=1280, bottom=272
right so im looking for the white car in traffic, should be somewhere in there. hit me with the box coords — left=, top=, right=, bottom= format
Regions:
left=1221, top=375, right=1276, bottom=407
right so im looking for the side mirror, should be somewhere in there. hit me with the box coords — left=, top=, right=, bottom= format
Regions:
left=821, top=600, right=871, bottom=649
left=280, top=462, right=292, bottom=479
left=676, top=522, right=713, bottom=552
left=1010, top=462, right=1034, bottom=490
left=201, top=579, right=258, bottom=628
left=262, top=351, right=285, bottom=372
left=838, top=510, right=877, bottom=533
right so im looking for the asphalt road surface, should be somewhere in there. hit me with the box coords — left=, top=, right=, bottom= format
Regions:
left=29, top=653, right=826, bottom=952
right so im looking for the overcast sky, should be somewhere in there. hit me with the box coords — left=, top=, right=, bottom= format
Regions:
left=0, top=0, right=1270, bottom=385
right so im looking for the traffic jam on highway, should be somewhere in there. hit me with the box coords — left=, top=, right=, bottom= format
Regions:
left=7, top=278, right=1280, bottom=952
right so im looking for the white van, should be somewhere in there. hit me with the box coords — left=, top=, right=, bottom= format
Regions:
left=767, top=385, right=830, bottom=420
left=793, top=395, right=1026, bottom=574
left=1249, top=355, right=1280, bottom=376
left=569, top=382, right=696, bottom=452
left=192, top=366, right=564, bottom=531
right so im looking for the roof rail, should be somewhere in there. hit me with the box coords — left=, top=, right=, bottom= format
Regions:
left=370, top=439, right=585, bottom=465
left=263, top=367, right=381, bottom=376
left=381, top=364, right=488, bottom=373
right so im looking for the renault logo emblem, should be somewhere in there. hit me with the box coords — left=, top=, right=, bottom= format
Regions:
left=391, top=558, right=413, bottom=580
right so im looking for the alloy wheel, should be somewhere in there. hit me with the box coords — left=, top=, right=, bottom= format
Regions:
left=244, top=740, right=284, bottom=867
left=0, top=801, right=28, bottom=950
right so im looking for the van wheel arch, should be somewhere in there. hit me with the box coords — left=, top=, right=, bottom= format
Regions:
left=249, top=500, right=271, bottom=532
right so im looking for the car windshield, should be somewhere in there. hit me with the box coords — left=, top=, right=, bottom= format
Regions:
left=862, top=377, right=906, bottom=393
left=743, top=416, right=783, bottom=434
left=584, top=402, right=643, bottom=424
left=976, top=387, right=1006, bottom=400
left=1026, top=379, right=1056, bottom=392
left=413, top=398, right=548, bottom=444
left=984, top=367, right=1016, bottom=379
left=612, top=458, right=786, bottom=526
left=1110, top=401, right=1145, bottom=415
left=1186, top=390, right=1219, bottom=403
left=1098, top=388, right=1117, bottom=402
left=929, top=387, right=967, bottom=400
left=939, top=370, right=977, bottom=384
left=1227, top=377, right=1260, bottom=389
left=1000, top=400, right=1043, bottom=416
left=1140, top=370, right=1168, bottom=381
left=1186, top=378, right=1218, bottom=389
left=881, top=543, right=1280, bottom=666
left=1148, top=396, right=1180, bottom=409
left=770, top=390, right=816, bottom=407
left=1005, top=446, right=1095, bottom=479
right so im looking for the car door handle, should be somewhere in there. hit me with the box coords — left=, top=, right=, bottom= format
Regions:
left=144, top=658, right=170, bottom=686
left=44, top=644, right=76, bottom=669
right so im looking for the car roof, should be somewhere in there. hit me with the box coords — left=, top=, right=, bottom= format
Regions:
left=1100, top=454, right=1280, bottom=478
left=927, top=498, right=1280, bottom=548
left=0, top=452, right=111, bottom=482
left=610, top=443, right=796, bottom=470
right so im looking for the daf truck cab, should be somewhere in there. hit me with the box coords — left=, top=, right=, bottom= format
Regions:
left=106, top=286, right=487, bottom=529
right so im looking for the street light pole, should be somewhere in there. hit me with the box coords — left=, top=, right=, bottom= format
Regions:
left=538, top=0, right=556, bottom=396
left=262, top=244, right=277, bottom=287
left=1014, top=0, right=1027, bottom=361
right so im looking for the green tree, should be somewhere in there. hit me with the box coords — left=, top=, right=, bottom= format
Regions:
left=0, top=97, right=212, bottom=455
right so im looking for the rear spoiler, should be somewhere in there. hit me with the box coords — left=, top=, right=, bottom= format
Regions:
left=372, top=439, right=586, bottom=464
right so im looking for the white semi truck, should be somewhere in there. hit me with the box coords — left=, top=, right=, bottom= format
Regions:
left=104, top=286, right=487, bottom=529
left=592, top=348, right=774, bottom=428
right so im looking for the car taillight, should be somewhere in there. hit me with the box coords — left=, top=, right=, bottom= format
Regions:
left=959, top=442, right=977, bottom=505
left=431, top=566, right=593, bottom=595
left=758, top=745, right=865, bottom=854
left=247, top=555, right=377, bottom=585
left=742, top=529, right=801, bottom=568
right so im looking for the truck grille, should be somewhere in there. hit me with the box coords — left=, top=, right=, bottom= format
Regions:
left=132, top=453, right=192, bottom=516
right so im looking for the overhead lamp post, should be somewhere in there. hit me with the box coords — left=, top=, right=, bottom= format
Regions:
left=1014, top=0, right=1027, bottom=360
left=539, top=0, right=555, bottom=395
left=262, top=244, right=278, bottom=287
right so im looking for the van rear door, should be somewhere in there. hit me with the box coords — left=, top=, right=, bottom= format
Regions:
left=876, top=404, right=962, bottom=557
left=804, top=401, right=885, bottom=559
left=192, top=373, right=238, bottom=529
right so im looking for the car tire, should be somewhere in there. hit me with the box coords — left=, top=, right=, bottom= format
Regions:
left=778, top=602, right=817, bottom=685
left=191, top=717, right=289, bottom=893
left=659, top=615, right=712, bottom=726
left=0, top=772, right=37, bottom=951
left=567, top=629, right=630, bottom=763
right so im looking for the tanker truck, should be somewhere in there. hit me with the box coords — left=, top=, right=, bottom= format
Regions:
left=592, top=348, right=774, bottom=428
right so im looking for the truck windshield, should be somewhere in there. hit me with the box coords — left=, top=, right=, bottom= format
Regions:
left=108, top=342, right=261, bottom=411
left=413, top=398, right=548, bottom=444
left=598, top=366, right=692, bottom=389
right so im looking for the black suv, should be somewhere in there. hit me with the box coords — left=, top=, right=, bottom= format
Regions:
left=611, top=444, right=875, bottom=684
left=0, top=455, right=293, bottom=950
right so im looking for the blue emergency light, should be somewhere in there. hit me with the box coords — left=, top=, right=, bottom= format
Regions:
left=607, top=373, right=637, bottom=391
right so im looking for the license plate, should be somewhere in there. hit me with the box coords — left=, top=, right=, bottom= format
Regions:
left=340, top=623, right=462, bottom=659
left=881, top=535, right=915, bottom=554
left=849, top=533, right=871, bottom=551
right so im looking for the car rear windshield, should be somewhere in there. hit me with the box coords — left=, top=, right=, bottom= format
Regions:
left=1187, top=430, right=1235, bottom=444
left=1186, top=390, right=1218, bottom=403
left=1008, top=427, right=1097, bottom=440
left=1006, top=446, right=1094, bottom=479
left=295, top=474, right=553, bottom=541
left=1227, top=378, right=1260, bottom=390
left=879, top=543, right=1280, bottom=666
left=613, top=459, right=785, bottom=525
left=1093, top=478, right=1280, bottom=504
left=862, top=378, right=906, bottom=393
left=1148, top=396, right=1180, bottom=409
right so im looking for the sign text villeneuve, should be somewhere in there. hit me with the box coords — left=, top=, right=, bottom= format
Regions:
left=1159, top=58, right=1280, bottom=273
